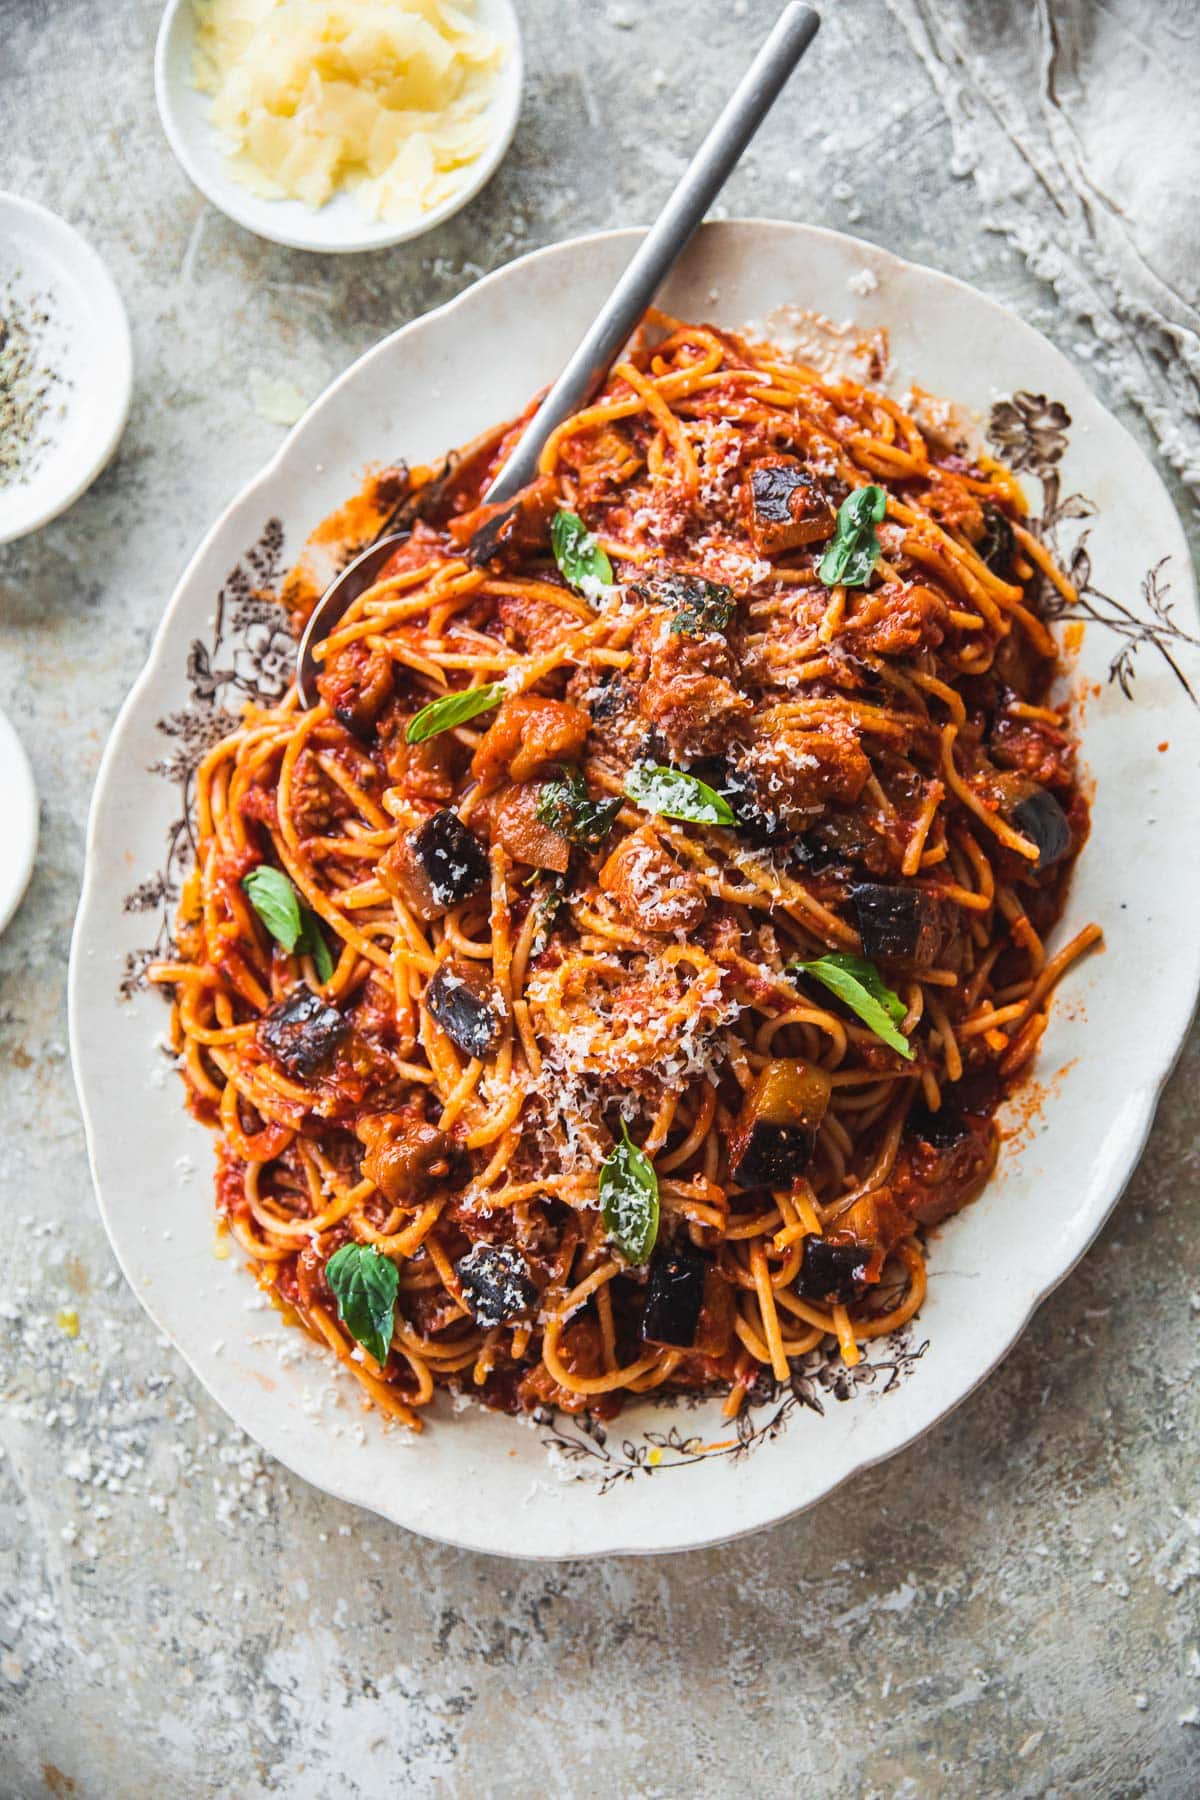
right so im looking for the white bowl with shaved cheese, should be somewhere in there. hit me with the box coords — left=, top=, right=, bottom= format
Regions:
left=155, top=0, right=521, bottom=253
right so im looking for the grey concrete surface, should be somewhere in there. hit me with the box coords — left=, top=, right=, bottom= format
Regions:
left=2, top=1, right=1199, bottom=1795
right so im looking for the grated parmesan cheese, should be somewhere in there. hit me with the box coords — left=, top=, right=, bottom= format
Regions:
left=191, top=0, right=505, bottom=223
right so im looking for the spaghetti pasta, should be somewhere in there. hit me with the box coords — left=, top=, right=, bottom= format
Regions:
left=152, top=311, right=1098, bottom=1431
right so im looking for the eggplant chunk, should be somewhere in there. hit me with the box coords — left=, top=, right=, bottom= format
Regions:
left=493, top=781, right=572, bottom=874
left=904, top=1099, right=970, bottom=1150
left=425, top=961, right=499, bottom=1059
left=380, top=809, right=489, bottom=922
left=894, top=1105, right=998, bottom=1226
left=414, top=809, right=490, bottom=907
left=1012, top=785, right=1072, bottom=873
left=745, top=457, right=836, bottom=556
left=358, top=1111, right=470, bottom=1203
left=797, top=1235, right=871, bottom=1304
left=728, top=1059, right=832, bottom=1188
left=456, top=1242, right=538, bottom=1329
left=851, top=882, right=943, bottom=967
left=708, top=756, right=830, bottom=857
left=466, top=497, right=526, bottom=566
left=710, top=759, right=789, bottom=846
left=460, top=475, right=556, bottom=568
left=640, top=1244, right=709, bottom=1348
left=586, top=671, right=628, bottom=723
left=257, top=988, right=349, bottom=1079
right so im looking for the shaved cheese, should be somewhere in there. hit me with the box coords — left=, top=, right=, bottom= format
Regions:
left=192, top=0, right=505, bottom=222
left=525, top=949, right=740, bottom=1105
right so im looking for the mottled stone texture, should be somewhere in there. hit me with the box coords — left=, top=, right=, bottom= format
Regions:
left=1, top=1, right=1198, bottom=1795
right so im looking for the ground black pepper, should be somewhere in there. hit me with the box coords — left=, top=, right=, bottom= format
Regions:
left=0, top=281, right=63, bottom=487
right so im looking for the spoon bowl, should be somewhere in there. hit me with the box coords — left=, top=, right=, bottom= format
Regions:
left=295, top=533, right=411, bottom=708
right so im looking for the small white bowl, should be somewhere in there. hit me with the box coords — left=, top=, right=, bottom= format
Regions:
left=154, top=0, right=523, bottom=254
left=0, top=195, right=132, bottom=547
left=0, top=706, right=37, bottom=935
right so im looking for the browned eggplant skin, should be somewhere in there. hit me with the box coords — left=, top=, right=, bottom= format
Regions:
left=796, top=1235, right=871, bottom=1304
left=851, top=883, right=946, bottom=967
left=456, top=1242, right=539, bottom=1329
left=257, top=989, right=349, bottom=1079
left=640, top=1244, right=709, bottom=1347
left=425, top=960, right=499, bottom=1059
left=728, top=1059, right=833, bottom=1188
left=743, top=456, right=837, bottom=555
left=378, top=808, right=490, bottom=922
left=1011, top=785, right=1073, bottom=872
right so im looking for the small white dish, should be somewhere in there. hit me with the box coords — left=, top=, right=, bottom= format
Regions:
left=154, top=0, right=523, bottom=255
left=71, top=222, right=1200, bottom=1559
left=0, top=707, right=38, bottom=934
left=0, top=195, right=132, bottom=546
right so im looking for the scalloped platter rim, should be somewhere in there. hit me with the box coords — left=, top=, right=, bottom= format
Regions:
left=69, top=221, right=1200, bottom=1559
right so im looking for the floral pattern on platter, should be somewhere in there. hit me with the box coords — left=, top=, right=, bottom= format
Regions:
left=987, top=391, right=1196, bottom=706
left=537, top=1332, right=930, bottom=1492
left=119, top=519, right=288, bottom=998
left=115, top=389, right=1183, bottom=1475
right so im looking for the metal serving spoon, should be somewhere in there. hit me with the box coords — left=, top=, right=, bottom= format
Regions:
left=296, top=1, right=821, bottom=706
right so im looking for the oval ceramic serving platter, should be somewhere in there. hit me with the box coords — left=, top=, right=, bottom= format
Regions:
left=70, top=222, right=1200, bottom=1560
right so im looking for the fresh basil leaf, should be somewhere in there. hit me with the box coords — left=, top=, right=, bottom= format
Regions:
left=243, top=865, right=334, bottom=979
left=242, top=865, right=302, bottom=952
left=536, top=766, right=622, bottom=846
left=297, top=908, right=335, bottom=983
left=406, top=683, right=504, bottom=745
left=599, top=1121, right=659, bottom=1265
left=325, top=1243, right=399, bottom=1368
left=552, top=508, right=613, bottom=593
left=792, top=952, right=914, bottom=1060
left=630, top=571, right=736, bottom=635
left=668, top=580, right=735, bottom=637
left=817, top=484, right=886, bottom=588
left=624, top=763, right=736, bottom=827
left=530, top=879, right=565, bottom=954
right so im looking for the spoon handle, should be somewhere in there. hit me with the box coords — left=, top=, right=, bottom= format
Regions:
left=484, top=3, right=820, bottom=504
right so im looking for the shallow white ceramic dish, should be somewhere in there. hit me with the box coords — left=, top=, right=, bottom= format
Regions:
left=0, top=707, right=38, bottom=934
left=71, top=222, right=1200, bottom=1559
left=0, top=194, right=132, bottom=546
left=155, top=0, right=522, bottom=254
